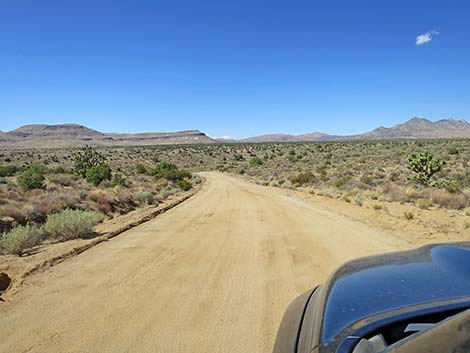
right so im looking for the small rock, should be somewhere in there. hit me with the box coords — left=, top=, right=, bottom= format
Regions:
left=0, top=272, right=12, bottom=291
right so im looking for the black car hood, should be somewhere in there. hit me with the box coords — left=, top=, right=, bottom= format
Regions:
left=320, top=242, right=470, bottom=345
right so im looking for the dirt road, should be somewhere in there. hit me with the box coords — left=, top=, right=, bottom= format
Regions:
left=0, top=172, right=410, bottom=353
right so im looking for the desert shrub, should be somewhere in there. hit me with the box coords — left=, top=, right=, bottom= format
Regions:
left=134, top=191, right=154, bottom=204
left=416, top=198, right=433, bottom=209
left=0, top=206, right=27, bottom=224
left=249, top=157, right=263, bottom=166
left=431, top=190, right=468, bottom=210
left=453, top=170, right=470, bottom=189
left=49, top=166, right=69, bottom=174
left=155, top=188, right=176, bottom=202
left=433, top=178, right=459, bottom=193
left=0, top=165, right=19, bottom=177
left=135, top=163, right=148, bottom=175
left=31, top=193, right=79, bottom=221
left=150, top=162, right=192, bottom=182
left=164, top=169, right=191, bottom=182
left=86, top=164, right=112, bottom=186
left=448, top=147, right=460, bottom=155
left=382, top=182, right=406, bottom=202
left=176, top=179, right=192, bottom=191
left=89, top=190, right=114, bottom=214
left=290, top=171, right=317, bottom=186
left=72, top=146, right=106, bottom=178
left=112, top=173, right=127, bottom=187
left=149, top=162, right=177, bottom=176
left=155, top=178, right=169, bottom=191
left=360, top=175, right=374, bottom=186
left=47, top=173, right=75, bottom=187
left=404, top=187, right=418, bottom=201
left=408, top=151, right=444, bottom=185
left=233, top=154, right=245, bottom=161
left=334, top=176, right=352, bottom=188
left=44, top=209, right=104, bottom=241
left=112, top=188, right=136, bottom=214
left=0, top=224, right=44, bottom=255
left=17, top=165, right=45, bottom=190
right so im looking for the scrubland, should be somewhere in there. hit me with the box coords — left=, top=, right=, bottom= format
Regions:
left=0, top=146, right=198, bottom=256
left=1, top=138, right=469, bottom=256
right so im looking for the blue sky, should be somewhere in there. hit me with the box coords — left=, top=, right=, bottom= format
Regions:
left=1, top=0, right=469, bottom=138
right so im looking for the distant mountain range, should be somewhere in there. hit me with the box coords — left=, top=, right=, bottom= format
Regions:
left=0, top=117, right=469, bottom=148
left=234, top=117, right=470, bottom=143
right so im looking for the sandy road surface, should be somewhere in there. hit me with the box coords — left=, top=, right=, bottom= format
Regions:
left=0, top=172, right=410, bottom=353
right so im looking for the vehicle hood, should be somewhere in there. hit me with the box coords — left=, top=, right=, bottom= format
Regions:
left=320, top=242, right=470, bottom=344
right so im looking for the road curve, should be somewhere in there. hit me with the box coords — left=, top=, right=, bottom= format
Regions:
left=0, top=172, right=409, bottom=353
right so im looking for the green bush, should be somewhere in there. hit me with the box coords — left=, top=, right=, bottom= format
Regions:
left=290, top=171, right=317, bottom=186
left=0, top=165, right=19, bottom=177
left=249, top=157, right=263, bottom=166
left=176, top=179, right=192, bottom=191
left=17, top=165, right=45, bottom=190
left=72, top=146, right=106, bottom=178
left=135, top=163, right=148, bottom=175
left=150, top=162, right=192, bottom=182
left=86, top=164, right=112, bottom=186
left=0, top=225, right=44, bottom=256
left=44, top=209, right=104, bottom=241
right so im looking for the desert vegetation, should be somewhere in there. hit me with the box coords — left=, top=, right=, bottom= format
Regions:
left=0, top=146, right=197, bottom=255
left=1, top=139, right=469, bottom=255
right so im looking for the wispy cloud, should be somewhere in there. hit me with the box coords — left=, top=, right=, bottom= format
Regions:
left=416, top=30, right=439, bottom=45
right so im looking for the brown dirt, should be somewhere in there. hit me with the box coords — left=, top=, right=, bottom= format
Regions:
left=0, top=172, right=425, bottom=353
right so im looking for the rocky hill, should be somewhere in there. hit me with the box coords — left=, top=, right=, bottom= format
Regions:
left=357, top=117, right=470, bottom=139
left=240, top=117, right=470, bottom=142
left=0, top=124, right=215, bottom=147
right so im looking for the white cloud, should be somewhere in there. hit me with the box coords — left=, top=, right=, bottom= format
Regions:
left=416, top=30, right=439, bottom=45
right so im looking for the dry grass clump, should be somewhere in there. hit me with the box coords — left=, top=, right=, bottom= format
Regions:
left=47, top=173, right=77, bottom=187
left=403, top=211, right=415, bottom=220
left=429, top=189, right=468, bottom=210
left=416, top=198, right=433, bottom=209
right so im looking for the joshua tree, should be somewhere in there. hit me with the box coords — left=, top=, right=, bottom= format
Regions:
left=72, top=146, right=106, bottom=178
left=408, top=151, right=444, bottom=185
